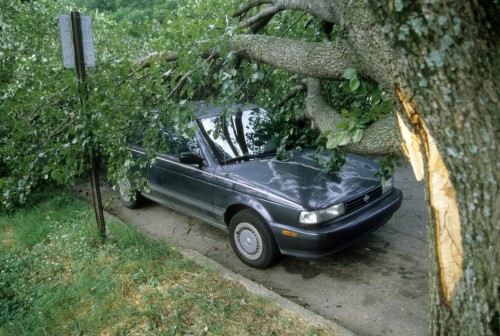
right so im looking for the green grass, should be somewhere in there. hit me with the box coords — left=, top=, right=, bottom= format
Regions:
left=0, top=186, right=329, bottom=335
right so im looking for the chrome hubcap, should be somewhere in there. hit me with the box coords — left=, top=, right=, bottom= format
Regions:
left=118, top=178, right=132, bottom=203
left=234, top=222, right=263, bottom=261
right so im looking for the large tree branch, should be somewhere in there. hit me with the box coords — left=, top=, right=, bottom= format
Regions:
left=234, top=1, right=396, bottom=91
left=239, top=5, right=284, bottom=28
left=305, top=78, right=401, bottom=156
left=237, top=0, right=337, bottom=24
left=136, top=52, right=179, bottom=68
left=233, top=0, right=274, bottom=18
left=275, top=0, right=337, bottom=22
left=250, top=13, right=276, bottom=33
left=233, top=2, right=400, bottom=155
left=231, top=34, right=370, bottom=81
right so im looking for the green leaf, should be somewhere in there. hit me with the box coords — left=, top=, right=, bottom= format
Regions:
left=349, top=79, right=360, bottom=91
left=348, top=120, right=358, bottom=131
left=352, top=129, right=363, bottom=143
left=343, top=68, right=357, bottom=80
left=336, top=120, right=351, bottom=130
left=349, top=110, right=363, bottom=118
left=321, top=130, right=332, bottom=138
left=358, top=115, right=372, bottom=126
left=326, top=137, right=338, bottom=149
left=337, top=133, right=351, bottom=146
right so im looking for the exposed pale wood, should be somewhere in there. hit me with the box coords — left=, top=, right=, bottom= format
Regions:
left=396, top=111, right=424, bottom=181
left=397, top=86, right=462, bottom=306
left=396, top=88, right=424, bottom=181
left=422, top=121, right=463, bottom=305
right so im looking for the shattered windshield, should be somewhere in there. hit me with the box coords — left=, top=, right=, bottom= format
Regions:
left=198, top=108, right=279, bottom=164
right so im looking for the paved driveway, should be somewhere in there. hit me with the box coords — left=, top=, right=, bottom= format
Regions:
left=78, top=164, right=428, bottom=335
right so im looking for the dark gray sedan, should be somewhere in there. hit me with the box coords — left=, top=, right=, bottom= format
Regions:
left=118, top=103, right=403, bottom=268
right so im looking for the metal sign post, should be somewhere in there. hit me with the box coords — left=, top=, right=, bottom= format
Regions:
left=60, top=12, right=106, bottom=239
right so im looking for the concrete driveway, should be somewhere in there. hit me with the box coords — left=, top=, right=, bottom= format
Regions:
left=78, top=163, right=428, bottom=335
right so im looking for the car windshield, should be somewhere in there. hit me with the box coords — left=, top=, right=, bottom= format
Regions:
left=198, top=108, right=279, bottom=165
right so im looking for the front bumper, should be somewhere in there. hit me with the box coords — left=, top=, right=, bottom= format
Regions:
left=270, top=189, right=403, bottom=258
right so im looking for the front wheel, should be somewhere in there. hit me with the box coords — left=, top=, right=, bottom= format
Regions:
left=229, top=209, right=281, bottom=269
left=117, top=176, right=142, bottom=209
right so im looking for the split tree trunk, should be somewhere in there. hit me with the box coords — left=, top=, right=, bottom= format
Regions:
left=369, top=2, right=500, bottom=334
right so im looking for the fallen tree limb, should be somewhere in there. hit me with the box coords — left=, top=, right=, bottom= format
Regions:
left=305, top=78, right=401, bottom=156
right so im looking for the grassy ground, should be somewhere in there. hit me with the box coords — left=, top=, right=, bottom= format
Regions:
left=0, top=186, right=329, bottom=335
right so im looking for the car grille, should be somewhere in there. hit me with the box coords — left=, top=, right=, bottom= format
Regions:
left=344, top=186, right=383, bottom=213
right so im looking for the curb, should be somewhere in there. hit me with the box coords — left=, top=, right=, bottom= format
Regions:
left=180, top=248, right=355, bottom=336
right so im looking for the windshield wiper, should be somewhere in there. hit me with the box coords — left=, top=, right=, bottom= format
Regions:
left=253, top=150, right=277, bottom=158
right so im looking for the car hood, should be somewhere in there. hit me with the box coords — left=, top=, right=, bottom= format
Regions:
left=221, top=149, right=381, bottom=209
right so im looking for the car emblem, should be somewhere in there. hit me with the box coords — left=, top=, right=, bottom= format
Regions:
left=364, top=195, right=371, bottom=203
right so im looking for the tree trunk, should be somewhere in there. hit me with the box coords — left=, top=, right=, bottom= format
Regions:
left=369, top=1, right=500, bottom=334
left=232, top=0, right=499, bottom=334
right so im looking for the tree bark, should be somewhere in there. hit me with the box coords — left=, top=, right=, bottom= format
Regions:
left=368, top=1, right=500, bottom=334
left=233, top=1, right=499, bottom=334
left=232, top=0, right=397, bottom=90
left=305, top=78, right=401, bottom=156
left=136, top=51, right=179, bottom=68
left=231, top=35, right=362, bottom=81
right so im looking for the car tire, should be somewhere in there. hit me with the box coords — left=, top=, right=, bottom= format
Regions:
left=229, top=209, right=281, bottom=269
left=117, top=176, right=143, bottom=209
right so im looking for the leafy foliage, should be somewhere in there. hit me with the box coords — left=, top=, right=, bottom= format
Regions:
left=320, top=68, right=393, bottom=151
left=0, top=0, right=241, bottom=209
left=68, top=0, right=183, bottom=25
left=374, top=155, right=402, bottom=184
left=1, top=0, right=395, bottom=209
left=1, top=0, right=89, bottom=207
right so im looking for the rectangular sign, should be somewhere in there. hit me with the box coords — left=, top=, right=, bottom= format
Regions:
left=59, top=14, right=95, bottom=68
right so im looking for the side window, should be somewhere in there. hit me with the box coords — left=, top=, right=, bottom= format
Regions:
left=175, top=138, right=200, bottom=157
left=161, top=123, right=200, bottom=160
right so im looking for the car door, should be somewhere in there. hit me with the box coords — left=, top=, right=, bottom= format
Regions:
left=147, top=125, right=216, bottom=222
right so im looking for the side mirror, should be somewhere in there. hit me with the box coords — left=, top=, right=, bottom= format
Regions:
left=179, top=151, right=204, bottom=167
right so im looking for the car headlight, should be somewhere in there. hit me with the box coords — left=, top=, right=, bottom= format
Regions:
left=299, top=203, right=346, bottom=225
left=382, top=176, right=394, bottom=194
